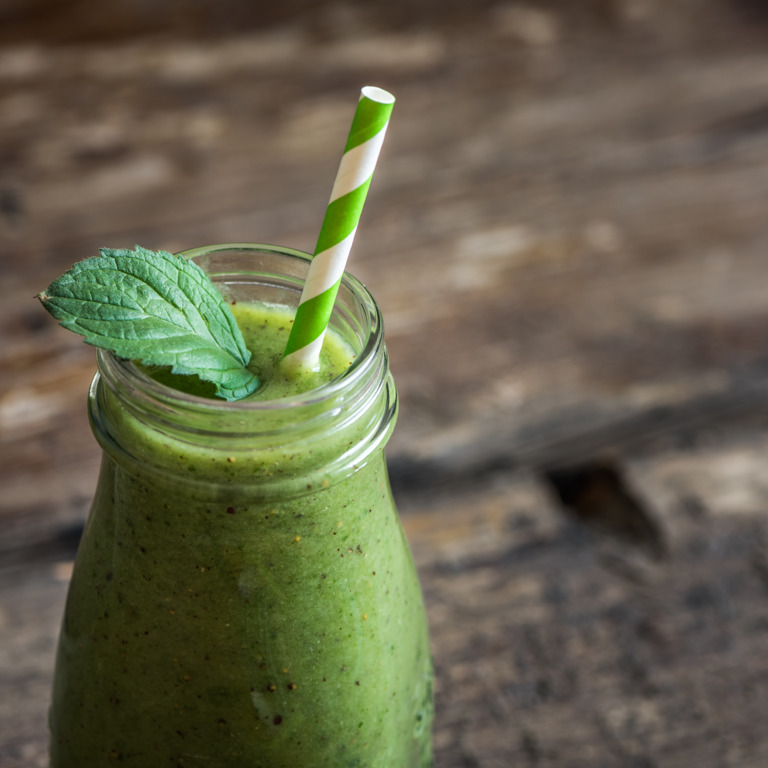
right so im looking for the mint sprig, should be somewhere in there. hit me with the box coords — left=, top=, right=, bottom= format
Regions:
left=37, top=246, right=259, bottom=401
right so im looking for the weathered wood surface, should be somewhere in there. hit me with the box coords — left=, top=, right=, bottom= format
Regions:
left=4, top=1, right=768, bottom=765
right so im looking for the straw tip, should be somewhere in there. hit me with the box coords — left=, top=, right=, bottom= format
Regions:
left=361, top=85, right=395, bottom=105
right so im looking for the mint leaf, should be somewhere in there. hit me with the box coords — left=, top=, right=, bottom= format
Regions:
left=38, top=246, right=259, bottom=401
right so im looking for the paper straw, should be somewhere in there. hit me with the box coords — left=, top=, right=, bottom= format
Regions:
left=283, top=85, right=395, bottom=369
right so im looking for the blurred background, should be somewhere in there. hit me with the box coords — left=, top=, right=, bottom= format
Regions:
left=4, top=0, right=768, bottom=765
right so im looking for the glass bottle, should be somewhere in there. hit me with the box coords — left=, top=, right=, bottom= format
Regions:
left=49, top=244, right=434, bottom=767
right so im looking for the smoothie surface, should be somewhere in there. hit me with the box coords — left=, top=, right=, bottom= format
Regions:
left=143, top=301, right=356, bottom=401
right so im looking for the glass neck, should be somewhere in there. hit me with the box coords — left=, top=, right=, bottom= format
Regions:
left=89, top=244, right=397, bottom=491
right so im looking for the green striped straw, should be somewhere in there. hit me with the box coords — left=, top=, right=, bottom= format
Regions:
left=283, top=85, right=395, bottom=369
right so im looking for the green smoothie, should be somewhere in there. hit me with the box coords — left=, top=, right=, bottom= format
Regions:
left=49, top=250, right=434, bottom=767
left=143, top=302, right=356, bottom=402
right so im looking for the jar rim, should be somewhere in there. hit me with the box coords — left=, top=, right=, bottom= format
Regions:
left=97, top=243, right=385, bottom=417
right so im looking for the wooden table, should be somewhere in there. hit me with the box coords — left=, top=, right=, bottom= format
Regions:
left=4, top=2, right=768, bottom=765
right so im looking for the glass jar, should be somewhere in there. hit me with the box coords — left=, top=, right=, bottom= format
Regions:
left=49, top=244, right=434, bottom=767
